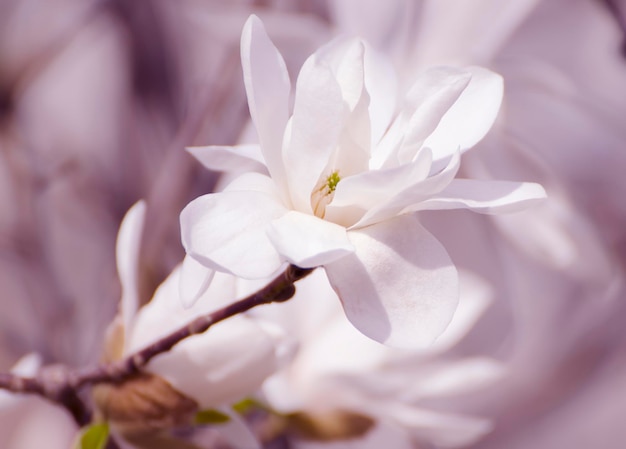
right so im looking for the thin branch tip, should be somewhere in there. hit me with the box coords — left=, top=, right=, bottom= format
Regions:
left=0, top=263, right=317, bottom=427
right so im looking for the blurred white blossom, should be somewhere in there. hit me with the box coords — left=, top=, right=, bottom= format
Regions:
left=252, top=268, right=501, bottom=448
left=0, top=1, right=625, bottom=448
left=99, top=201, right=293, bottom=448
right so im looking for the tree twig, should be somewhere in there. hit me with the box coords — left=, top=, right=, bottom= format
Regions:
left=0, top=265, right=315, bottom=424
left=0, top=372, right=44, bottom=396
left=71, top=264, right=314, bottom=387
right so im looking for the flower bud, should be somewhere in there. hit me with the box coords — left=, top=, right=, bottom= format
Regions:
left=92, top=373, right=198, bottom=438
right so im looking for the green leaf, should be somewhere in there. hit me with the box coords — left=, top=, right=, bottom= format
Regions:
left=232, top=397, right=266, bottom=415
left=73, top=422, right=109, bottom=449
left=194, top=409, right=231, bottom=425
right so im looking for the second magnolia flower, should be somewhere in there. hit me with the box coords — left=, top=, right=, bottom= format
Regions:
left=180, top=15, right=546, bottom=348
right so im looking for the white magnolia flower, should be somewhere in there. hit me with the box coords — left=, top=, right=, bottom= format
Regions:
left=255, top=269, right=501, bottom=448
left=180, top=15, right=546, bottom=348
left=116, top=201, right=290, bottom=409
left=104, top=201, right=294, bottom=448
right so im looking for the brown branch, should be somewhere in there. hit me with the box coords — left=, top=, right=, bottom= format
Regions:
left=1, top=365, right=92, bottom=425
left=0, top=372, right=45, bottom=396
left=0, top=265, right=314, bottom=424
left=71, top=264, right=314, bottom=387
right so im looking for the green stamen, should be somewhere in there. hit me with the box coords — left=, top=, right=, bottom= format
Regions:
left=326, top=171, right=341, bottom=193
left=312, top=170, right=341, bottom=218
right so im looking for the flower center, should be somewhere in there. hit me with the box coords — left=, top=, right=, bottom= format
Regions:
left=326, top=171, right=341, bottom=193
left=311, top=170, right=341, bottom=218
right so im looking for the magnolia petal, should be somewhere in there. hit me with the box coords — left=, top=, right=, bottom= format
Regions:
left=374, top=67, right=471, bottom=168
left=180, top=191, right=287, bottom=279
left=308, top=37, right=366, bottom=110
left=398, top=67, right=472, bottom=163
left=128, top=269, right=237, bottom=353
left=332, top=40, right=371, bottom=177
left=363, top=43, right=397, bottom=147
left=334, top=39, right=367, bottom=110
left=309, top=38, right=371, bottom=177
left=415, top=179, right=547, bottom=214
left=131, top=267, right=283, bottom=408
left=334, top=93, right=371, bottom=178
left=11, top=353, right=42, bottom=377
left=284, top=52, right=347, bottom=214
left=325, top=148, right=433, bottom=228
left=267, top=211, right=354, bottom=268
left=115, top=201, right=146, bottom=341
left=312, top=37, right=365, bottom=110
left=353, top=150, right=461, bottom=229
left=370, top=106, right=405, bottom=170
left=423, top=66, right=504, bottom=163
left=325, top=215, right=459, bottom=348
left=241, top=15, right=291, bottom=190
left=187, top=144, right=268, bottom=175
left=222, top=172, right=282, bottom=197
left=149, top=316, right=283, bottom=408
left=179, top=255, right=215, bottom=308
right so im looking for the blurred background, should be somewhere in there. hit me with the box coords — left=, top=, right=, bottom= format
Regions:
left=0, top=0, right=625, bottom=448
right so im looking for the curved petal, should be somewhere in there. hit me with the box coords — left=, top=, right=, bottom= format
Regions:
left=414, top=179, right=547, bottom=214
left=332, top=40, right=371, bottom=177
left=307, top=38, right=372, bottom=178
left=115, top=200, right=146, bottom=341
left=284, top=51, right=347, bottom=213
left=353, top=150, right=460, bottom=229
left=241, top=15, right=291, bottom=191
left=180, top=191, right=287, bottom=279
left=129, top=268, right=284, bottom=409
left=325, top=147, right=433, bottom=227
left=325, top=215, right=459, bottom=348
left=222, top=172, right=282, bottom=197
left=267, top=211, right=354, bottom=268
left=128, top=270, right=237, bottom=353
left=149, top=316, right=284, bottom=408
left=363, top=43, right=398, bottom=147
left=398, top=68, right=472, bottom=163
left=373, top=67, right=471, bottom=168
left=334, top=39, right=367, bottom=110
left=423, top=66, right=504, bottom=163
left=179, top=255, right=215, bottom=308
left=187, top=144, right=268, bottom=176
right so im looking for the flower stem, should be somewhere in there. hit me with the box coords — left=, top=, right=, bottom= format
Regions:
left=0, top=265, right=315, bottom=425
